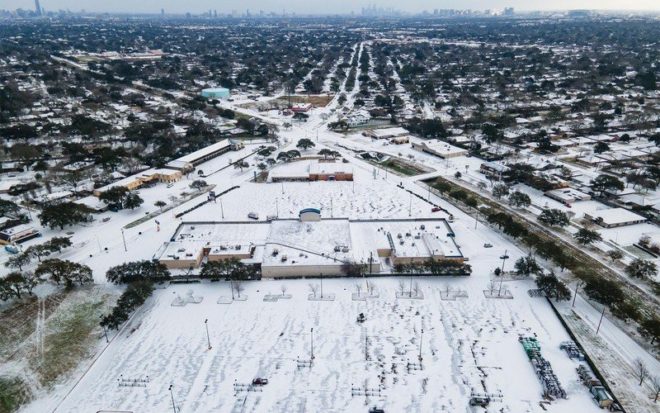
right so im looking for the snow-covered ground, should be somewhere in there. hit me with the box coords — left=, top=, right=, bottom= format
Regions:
left=27, top=277, right=604, bottom=413
left=5, top=75, right=658, bottom=413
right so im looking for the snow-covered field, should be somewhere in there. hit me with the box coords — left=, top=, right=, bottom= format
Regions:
left=28, top=277, right=603, bottom=413
left=4, top=86, right=657, bottom=413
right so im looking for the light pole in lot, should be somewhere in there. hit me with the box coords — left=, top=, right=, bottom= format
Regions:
left=219, top=197, right=225, bottom=219
left=497, top=250, right=509, bottom=296
left=418, top=328, right=424, bottom=362
left=168, top=384, right=177, bottom=413
left=310, top=327, right=315, bottom=360
left=205, top=319, right=212, bottom=350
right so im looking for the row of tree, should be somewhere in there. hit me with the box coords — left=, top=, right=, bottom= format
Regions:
left=431, top=175, right=659, bottom=346
left=0, top=259, right=93, bottom=301
left=5, top=237, right=73, bottom=270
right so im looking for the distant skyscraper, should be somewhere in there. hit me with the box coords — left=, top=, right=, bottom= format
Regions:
left=34, top=0, right=42, bottom=16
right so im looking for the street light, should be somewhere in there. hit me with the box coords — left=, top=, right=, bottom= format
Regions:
left=497, top=250, right=509, bottom=296
left=168, top=384, right=177, bottom=413
left=205, top=319, right=212, bottom=350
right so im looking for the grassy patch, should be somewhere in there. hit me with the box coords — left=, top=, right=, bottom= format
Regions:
left=380, top=158, right=423, bottom=176
left=30, top=291, right=113, bottom=387
left=0, top=292, right=69, bottom=361
left=0, top=377, right=31, bottom=413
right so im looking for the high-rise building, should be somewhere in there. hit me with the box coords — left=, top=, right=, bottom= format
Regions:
left=34, top=0, right=42, bottom=16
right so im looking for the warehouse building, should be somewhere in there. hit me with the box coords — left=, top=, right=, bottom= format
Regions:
left=269, top=160, right=354, bottom=182
left=584, top=208, right=648, bottom=228
left=165, top=139, right=233, bottom=171
left=412, top=140, right=468, bottom=159
left=156, top=216, right=465, bottom=277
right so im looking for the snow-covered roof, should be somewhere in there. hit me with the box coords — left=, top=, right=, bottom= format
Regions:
left=369, top=127, right=409, bottom=139
left=166, top=139, right=231, bottom=169
left=586, top=208, right=647, bottom=225
left=309, top=162, right=353, bottom=176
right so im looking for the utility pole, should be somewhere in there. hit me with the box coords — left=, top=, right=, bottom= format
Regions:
left=205, top=319, right=212, bottom=350
left=596, top=307, right=606, bottom=335
left=121, top=228, right=127, bottom=252
left=408, top=193, right=412, bottom=217
left=310, top=327, right=315, bottom=360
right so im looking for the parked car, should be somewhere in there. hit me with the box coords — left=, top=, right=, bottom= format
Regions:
left=369, top=408, right=385, bottom=413
left=4, top=245, right=19, bottom=254
left=248, top=212, right=259, bottom=220
left=431, top=207, right=441, bottom=212
left=252, top=378, right=268, bottom=386
left=483, top=243, right=493, bottom=248
left=102, top=217, right=111, bottom=222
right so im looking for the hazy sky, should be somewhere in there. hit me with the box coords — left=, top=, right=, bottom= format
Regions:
left=5, top=0, right=659, bottom=14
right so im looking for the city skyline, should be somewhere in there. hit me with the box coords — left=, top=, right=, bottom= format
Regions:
left=3, top=0, right=659, bottom=14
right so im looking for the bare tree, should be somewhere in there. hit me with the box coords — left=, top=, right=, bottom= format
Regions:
left=634, top=358, right=649, bottom=386
left=354, top=283, right=362, bottom=298
left=308, top=283, right=319, bottom=298
left=651, top=376, right=660, bottom=403
left=280, top=284, right=288, bottom=297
